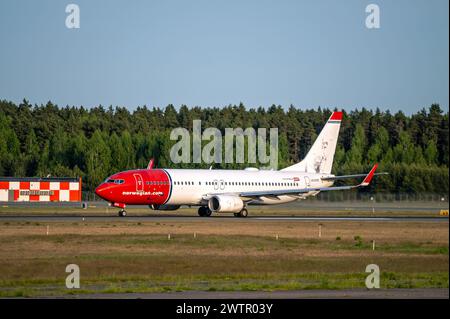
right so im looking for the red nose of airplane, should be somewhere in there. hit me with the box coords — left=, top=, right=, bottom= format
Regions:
left=95, top=183, right=108, bottom=200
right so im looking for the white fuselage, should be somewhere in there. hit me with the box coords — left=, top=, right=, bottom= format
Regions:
left=165, top=168, right=334, bottom=206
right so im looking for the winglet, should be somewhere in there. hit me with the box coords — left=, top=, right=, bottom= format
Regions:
left=360, top=163, right=378, bottom=186
left=329, top=111, right=343, bottom=122
left=147, top=158, right=154, bottom=170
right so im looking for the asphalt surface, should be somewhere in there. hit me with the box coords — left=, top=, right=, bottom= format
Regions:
left=2, top=201, right=448, bottom=212
left=0, top=215, right=447, bottom=222
left=68, top=288, right=449, bottom=299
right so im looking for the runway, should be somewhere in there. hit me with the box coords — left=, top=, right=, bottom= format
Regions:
left=2, top=202, right=448, bottom=213
left=0, top=215, right=447, bottom=222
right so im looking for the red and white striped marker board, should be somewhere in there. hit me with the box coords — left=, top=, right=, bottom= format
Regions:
left=0, top=177, right=82, bottom=202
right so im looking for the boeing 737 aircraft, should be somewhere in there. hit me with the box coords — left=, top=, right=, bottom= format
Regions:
left=95, top=112, right=383, bottom=217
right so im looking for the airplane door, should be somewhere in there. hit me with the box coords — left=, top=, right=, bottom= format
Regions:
left=304, top=176, right=311, bottom=187
left=133, top=174, right=144, bottom=192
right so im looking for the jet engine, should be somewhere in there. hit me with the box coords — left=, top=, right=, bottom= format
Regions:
left=208, top=195, right=244, bottom=213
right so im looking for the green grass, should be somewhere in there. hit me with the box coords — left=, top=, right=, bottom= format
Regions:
left=3, top=232, right=446, bottom=255
left=0, top=272, right=447, bottom=297
left=0, top=222, right=447, bottom=297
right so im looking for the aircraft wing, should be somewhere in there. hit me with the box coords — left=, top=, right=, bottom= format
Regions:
left=203, top=164, right=379, bottom=201
left=321, top=171, right=388, bottom=181
left=237, top=164, right=379, bottom=199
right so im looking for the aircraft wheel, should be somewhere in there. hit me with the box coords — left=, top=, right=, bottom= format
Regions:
left=198, top=206, right=206, bottom=217
left=118, top=209, right=127, bottom=217
left=233, top=213, right=240, bottom=217
left=204, top=208, right=212, bottom=217
left=239, top=208, right=248, bottom=218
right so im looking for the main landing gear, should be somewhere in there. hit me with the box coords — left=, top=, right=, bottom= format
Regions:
left=198, top=206, right=212, bottom=217
left=118, top=209, right=127, bottom=217
left=234, top=208, right=248, bottom=218
left=197, top=206, right=248, bottom=217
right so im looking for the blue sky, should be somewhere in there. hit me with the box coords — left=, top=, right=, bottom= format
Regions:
left=0, top=0, right=448, bottom=113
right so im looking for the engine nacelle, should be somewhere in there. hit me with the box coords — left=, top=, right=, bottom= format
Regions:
left=150, top=204, right=181, bottom=211
left=208, top=195, right=244, bottom=213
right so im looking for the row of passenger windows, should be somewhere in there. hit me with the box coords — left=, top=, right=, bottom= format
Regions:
left=145, top=181, right=169, bottom=185
left=173, top=181, right=299, bottom=187
left=143, top=180, right=299, bottom=187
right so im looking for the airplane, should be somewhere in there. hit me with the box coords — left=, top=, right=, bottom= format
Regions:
left=95, top=111, right=385, bottom=217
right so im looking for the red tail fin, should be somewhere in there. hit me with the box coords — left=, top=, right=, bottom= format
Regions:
left=147, top=158, right=154, bottom=170
left=361, top=164, right=378, bottom=186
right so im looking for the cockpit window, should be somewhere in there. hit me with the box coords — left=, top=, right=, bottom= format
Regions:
left=105, top=179, right=125, bottom=184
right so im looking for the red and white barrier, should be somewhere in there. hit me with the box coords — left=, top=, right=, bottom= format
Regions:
left=0, top=178, right=82, bottom=202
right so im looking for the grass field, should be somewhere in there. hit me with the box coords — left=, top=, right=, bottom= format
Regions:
left=0, top=214, right=448, bottom=297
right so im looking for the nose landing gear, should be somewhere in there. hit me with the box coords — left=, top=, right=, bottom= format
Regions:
left=112, top=203, right=127, bottom=217
left=118, top=209, right=127, bottom=217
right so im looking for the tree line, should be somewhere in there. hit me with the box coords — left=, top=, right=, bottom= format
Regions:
left=0, top=99, right=448, bottom=194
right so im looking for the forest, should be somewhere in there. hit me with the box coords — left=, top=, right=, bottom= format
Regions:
left=0, top=99, right=448, bottom=194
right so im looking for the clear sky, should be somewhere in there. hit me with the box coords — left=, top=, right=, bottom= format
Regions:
left=0, top=0, right=448, bottom=114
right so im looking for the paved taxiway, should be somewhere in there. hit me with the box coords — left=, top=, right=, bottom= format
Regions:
left=0, top=215, right=447, bottom=222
